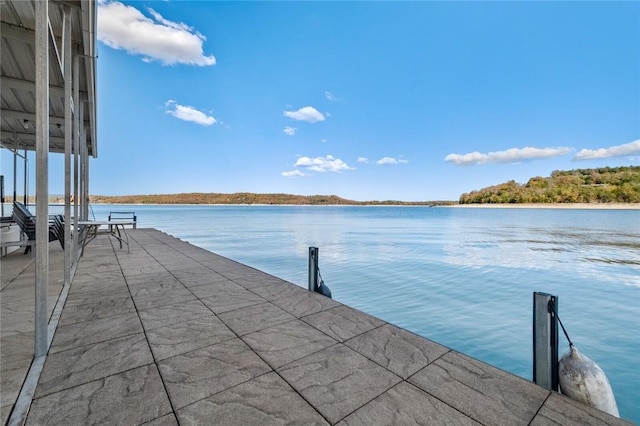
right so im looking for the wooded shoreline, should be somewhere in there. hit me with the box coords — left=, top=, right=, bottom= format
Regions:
left=86, top=195, right=639, bottom=209
left=86, top=193, right=456, bottom=206
left=6, top=167, right=638, bottom=208
left=6, top=196, right=639, bottom=209
left=86, top=195, right=639, bottom=208
left=450, top=203, right=640, bottom=210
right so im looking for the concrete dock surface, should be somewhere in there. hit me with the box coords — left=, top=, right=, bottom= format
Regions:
left=1, top=229, right=632, bottom=425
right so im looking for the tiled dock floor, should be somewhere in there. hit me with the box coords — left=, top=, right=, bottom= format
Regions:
left=1, top=229, right=632, bottom=425
left=1, top=244, right=66, bottom=426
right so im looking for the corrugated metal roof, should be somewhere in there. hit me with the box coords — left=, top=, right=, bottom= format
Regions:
left=1, top=0, right=97, bottom=156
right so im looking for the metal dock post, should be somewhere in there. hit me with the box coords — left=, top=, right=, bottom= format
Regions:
left=308, top=246, right=331, bottom=298
left=533, top=292, right=559, bottom=391
left=308, top=247, right=319, bottom=292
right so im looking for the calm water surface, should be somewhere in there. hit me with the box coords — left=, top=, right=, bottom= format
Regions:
left=90, top=205, right=640, bottom=423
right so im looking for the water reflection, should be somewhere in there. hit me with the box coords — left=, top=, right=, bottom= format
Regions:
left=87, top=204, right=640, bottom=423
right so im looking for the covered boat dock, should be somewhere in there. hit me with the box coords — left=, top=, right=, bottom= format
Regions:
left=0, top=1, right=633, bottom=425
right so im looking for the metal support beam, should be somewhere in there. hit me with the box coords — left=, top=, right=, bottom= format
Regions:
left=63, top=4, right=72, bottom=287
left=81, top=1, right=98, bottom=159
left=79, top=128, right=85, bottom=221
left=13, top=149, right=17, bottom=202
left=79, top=102, right=88, bottom=220
left=83, top=124, right=89, bottom=219
left=23, top=149, right=28, bottom=205
left=73, top=53, right=80, bottom=263
left=48, top=17, right=64, bottom=79
left=2, top=131, right=66, bottom=148
left=1, top=21, right=82, bottom=47
left=1, top=108, right=67, bottom=126
left=533, top=292, right=559, bottom=391
left=1, top=75, right=68, bottom=98
left=34, top=0, right=50, bottom=358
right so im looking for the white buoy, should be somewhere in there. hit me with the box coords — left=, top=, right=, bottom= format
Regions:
left=558, top=345, right=619, bottom=417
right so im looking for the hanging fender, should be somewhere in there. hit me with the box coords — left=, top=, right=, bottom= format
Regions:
left=558, top=345, right=619, bottom=418
left=316, top=278, right=332, bottom=298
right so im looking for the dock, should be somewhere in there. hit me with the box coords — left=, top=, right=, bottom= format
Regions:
left=1, top=229, right=632, bottom=425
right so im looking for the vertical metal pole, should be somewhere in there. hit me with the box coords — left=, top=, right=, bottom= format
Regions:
left=308, top=247, right=318, bottom=292
left=63, top=5, right=72, bottom=286
left=79, top=139, right=83, bottom=220
left=73, top=55, right=80, bottom=261
left=83, top=125, right=89, bottom=220
left=80, top=102, right=89, bottom=221
left=23, top=150, right=28, bottom=205
left=34, top=0, right=50, bottom=357
left=13, top=150, right=17, bottom=202
left=533, top=292, right=559, bottom=391
left=79, top=103, right=86, bottom=221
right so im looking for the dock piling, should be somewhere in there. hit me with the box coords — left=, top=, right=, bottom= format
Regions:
left=308, top=247, right=319, bottom=292
left=308, top=247, right=331, bottom=298
left=533, top=292, right=559, bottom=391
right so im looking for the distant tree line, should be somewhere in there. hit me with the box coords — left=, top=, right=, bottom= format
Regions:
left=459, top=166, right=640, bottom=204
left=89, top=192, right=456, bottom=206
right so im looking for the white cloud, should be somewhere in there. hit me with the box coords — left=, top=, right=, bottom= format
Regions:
left=376, top=156, right=408, bottom=165
left=283, top=106, right=326, bottom=123
left=283, top=126, right=297, bottom=136
left=165, top=101, right=216, bottom=126
left=97, top=1, right=216, bottom=66
left=445, top=146, right=571, bottom=166
left=293, top=155, right=353, bottom=173
left=573, top=139, right=640, bottom=161
left=281, top=170, right=307, bottom=178
left=357, top=157, right=369, bottom=164
left=147, top=8, right=193, bottom=32
left=325, top=91, right=337, bottom=101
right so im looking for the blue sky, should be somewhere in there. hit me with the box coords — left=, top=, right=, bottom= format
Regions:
left=5, top=1, right=640, bottom=202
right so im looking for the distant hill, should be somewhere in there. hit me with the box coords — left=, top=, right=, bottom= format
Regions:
left=89, top=192, right=456, bottom=206
left=459, top=166, right=640, bottom=204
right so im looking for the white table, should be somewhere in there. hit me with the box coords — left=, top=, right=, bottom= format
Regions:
left=78, top=220, right=134, bottom=255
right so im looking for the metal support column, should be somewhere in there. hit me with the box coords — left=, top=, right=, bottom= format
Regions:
left=12, top=149, right=17, bottom=202
left=73, top=55, right=80, bottom=262
left=63, top=5, right=72, bottom=286
left=23, top=149, right=28, bottom=205
left=34, top=0, right=50, bottom=357
left=78, top=102, right=87, bottom=221
left=533, top=292, right=559, bottom=391
left=82, top=124, right=89, bottom=220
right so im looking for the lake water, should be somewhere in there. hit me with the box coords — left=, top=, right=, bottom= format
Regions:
left=90, top=204, right=639, bottom=423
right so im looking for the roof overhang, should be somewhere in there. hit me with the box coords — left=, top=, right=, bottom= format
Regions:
left=1, top=0, right=97, bottom=156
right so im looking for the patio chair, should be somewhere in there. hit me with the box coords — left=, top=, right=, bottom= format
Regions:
left=12, top=202, right=64, bottom=254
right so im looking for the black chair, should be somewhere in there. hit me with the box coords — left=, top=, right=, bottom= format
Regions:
left=12, top=202, right=64, bottom=254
